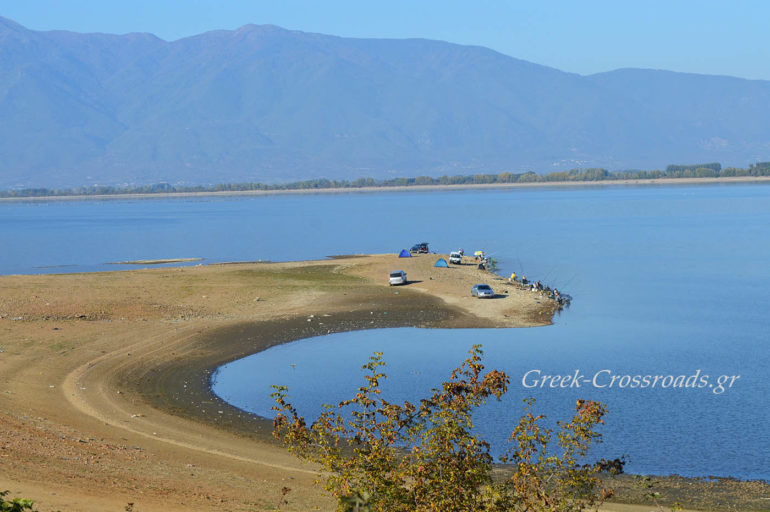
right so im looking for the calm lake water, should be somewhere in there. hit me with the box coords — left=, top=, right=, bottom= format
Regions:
left=3, top=184, right=769, bottom=480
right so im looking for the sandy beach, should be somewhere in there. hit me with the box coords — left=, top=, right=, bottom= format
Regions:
left=0, top=254, right=766, bottom=511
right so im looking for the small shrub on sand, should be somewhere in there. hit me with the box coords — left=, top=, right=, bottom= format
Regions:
left=0, top=491, right=36, bottom=512
left=272, top=345, right=623, bottom=512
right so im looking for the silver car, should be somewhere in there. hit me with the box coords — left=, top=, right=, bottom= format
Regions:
left=389, top=270, right=407, bottom=285
left=471, top=283, right=494, bottom=298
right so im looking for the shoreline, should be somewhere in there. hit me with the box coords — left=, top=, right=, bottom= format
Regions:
left=89, top=254, right=549, bottom=441
left=1, top=175, right=769, bottom=202
left=126, top=297, right=481, bottom=443
left=1, top=256, right=767, bottom=511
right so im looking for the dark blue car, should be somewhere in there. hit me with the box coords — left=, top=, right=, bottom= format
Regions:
left=410, top=242, right=429, bottom=254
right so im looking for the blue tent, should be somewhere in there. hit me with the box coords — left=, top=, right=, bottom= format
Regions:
left=398, top=249, right=411, bottom=258
left=434, top=258, right=448, bottom=267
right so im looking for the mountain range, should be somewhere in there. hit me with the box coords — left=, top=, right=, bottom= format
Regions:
left=1, top=16, right=769, bottom=189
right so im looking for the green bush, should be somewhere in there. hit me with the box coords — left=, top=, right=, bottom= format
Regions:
left=0, top=491, right=36, bottom=512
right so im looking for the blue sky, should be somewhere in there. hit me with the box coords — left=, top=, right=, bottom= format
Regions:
left=2, top=0, right=768, bottom=80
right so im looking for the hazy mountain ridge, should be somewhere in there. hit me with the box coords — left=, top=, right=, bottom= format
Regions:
left=1, top=17, right=769, bottom=189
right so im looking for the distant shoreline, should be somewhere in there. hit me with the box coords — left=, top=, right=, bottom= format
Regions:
left=2, top=175, right=770, bottom=202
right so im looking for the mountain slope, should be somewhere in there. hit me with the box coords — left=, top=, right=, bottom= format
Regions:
left=1, top=17, right=769, bottom=188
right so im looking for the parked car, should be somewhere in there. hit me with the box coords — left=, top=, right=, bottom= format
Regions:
left=389, top=270, right=408, bottom=286
left=471, top=284, right=494, bottom=298
left=449, top=251, right=463, bottom=264
left=410, top=242, right=429, bottom=254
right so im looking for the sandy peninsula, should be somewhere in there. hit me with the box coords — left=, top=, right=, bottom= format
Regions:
left=0, top=254, right=766, bottom=511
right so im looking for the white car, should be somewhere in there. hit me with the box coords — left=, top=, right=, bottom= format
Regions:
left=471, top=284, right=494, bottom=298
left=449, top=251, right=463, bottom=264
left=389, top=270, right=407, bottom=285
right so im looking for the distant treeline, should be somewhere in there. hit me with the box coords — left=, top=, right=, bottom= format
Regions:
left=3, top=162, right=770, bottom=198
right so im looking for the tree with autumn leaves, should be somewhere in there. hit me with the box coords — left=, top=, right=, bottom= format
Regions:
left=272, top=345, right=623, bottom=512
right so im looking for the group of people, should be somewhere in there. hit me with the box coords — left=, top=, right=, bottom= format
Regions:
left=462, top=249, right=570, bottom=306
left=508, top=272, right=569, bottom=306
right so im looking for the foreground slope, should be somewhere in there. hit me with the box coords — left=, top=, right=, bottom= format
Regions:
left=0, top=254, right=551, bottom=511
